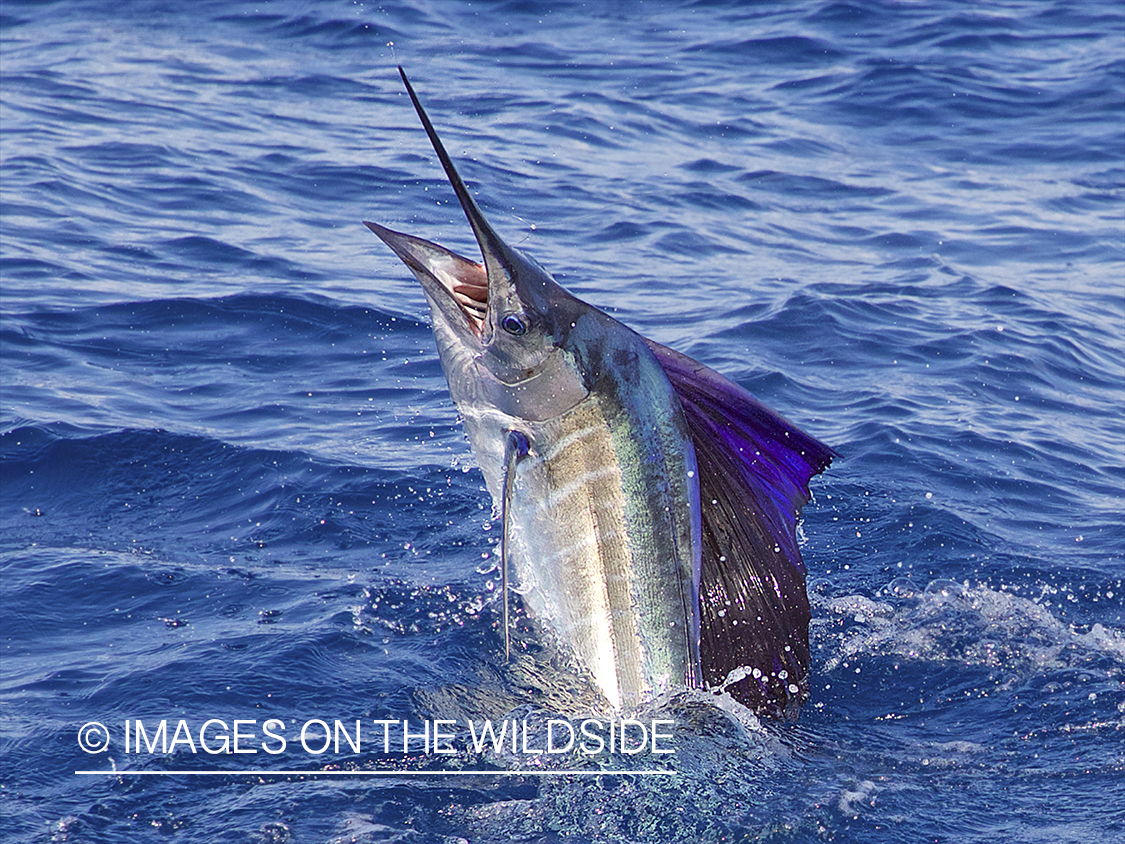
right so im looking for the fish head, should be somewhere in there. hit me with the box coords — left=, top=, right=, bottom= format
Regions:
left=365, top=69, right=590, bottom=421
left=363, top=219, right=583, bottom=386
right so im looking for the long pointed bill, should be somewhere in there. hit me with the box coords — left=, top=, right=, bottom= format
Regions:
left=396, top=67, right=524, bottom=326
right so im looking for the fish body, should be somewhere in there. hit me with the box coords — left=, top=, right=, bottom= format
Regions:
left=367, top=69, right=834, bottom=716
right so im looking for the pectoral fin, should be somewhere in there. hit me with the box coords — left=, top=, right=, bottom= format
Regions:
left=501, top=429, right=530, bottom=660
left=646, top=339, right=836, bottom=718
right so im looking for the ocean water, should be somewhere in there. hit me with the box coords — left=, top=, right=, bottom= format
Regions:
left=1, top=0, right=1123, bottom=841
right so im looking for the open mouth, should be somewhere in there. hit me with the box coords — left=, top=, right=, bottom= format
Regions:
left=445, top=261, right=488, bottom=337
left=363, top=220, right=490, bottom=340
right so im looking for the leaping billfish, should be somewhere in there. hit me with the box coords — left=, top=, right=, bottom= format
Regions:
left=365, top=68, right=835, bottom=718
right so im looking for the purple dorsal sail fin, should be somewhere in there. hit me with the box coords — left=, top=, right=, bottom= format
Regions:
left=646, top=339, right=836, bottom=718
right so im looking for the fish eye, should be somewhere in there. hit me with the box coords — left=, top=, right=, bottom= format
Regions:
left=501, top=314, right=527, bottom=336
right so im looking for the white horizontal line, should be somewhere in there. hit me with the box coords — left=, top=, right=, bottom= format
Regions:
left=75, top=769, right=674, bottom=777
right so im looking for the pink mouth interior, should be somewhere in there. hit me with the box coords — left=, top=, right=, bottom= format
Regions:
left=449, top=262, right=488, bottom=337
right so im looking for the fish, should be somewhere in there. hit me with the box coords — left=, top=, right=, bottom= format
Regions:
left=365, top=68, right=835, bottom=718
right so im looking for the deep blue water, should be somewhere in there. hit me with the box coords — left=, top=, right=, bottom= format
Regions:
left=2, top=1, right=1123, bottom=841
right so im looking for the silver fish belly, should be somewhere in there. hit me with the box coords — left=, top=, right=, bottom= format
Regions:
left=457, top=333, right=701, bottom=711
